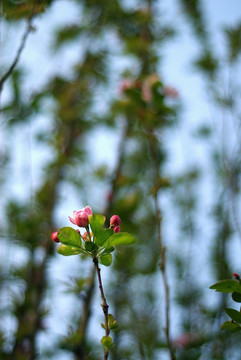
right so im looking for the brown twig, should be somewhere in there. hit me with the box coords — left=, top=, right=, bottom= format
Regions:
left=93, top=257, right=110, bottom=360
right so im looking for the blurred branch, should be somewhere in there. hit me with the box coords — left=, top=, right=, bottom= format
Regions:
left=179, top=0, right=208, bottom=43
left=148, top=130, right=176, bottom=360
left=78, top=266, right=95, bottom=335
left=11, top=121, right=81, bottom=358
left=104, top=118, right=129, bottom=216
left=0, top=14, right=34, bottom=92
left=74, top=266, right=95, bottom=360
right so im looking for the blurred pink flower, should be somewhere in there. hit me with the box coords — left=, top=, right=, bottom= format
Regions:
left=163, top=85, right=179, bottom=98
left=119, top=79, right=134, bottom=93
left=141, top=74, right=159, bottom=102
left=173, top=333, right=200, bottom=348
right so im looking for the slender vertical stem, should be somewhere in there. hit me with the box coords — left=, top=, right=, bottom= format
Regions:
left=148, top=130, right=176, bottom=360
left=93, top=257, right=110, bottom=360
left=104, top=118, right=129, bottom=216
left=75, top=266, right=96, bottom=360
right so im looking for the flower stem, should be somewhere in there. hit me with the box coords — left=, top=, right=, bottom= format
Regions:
left=93, top=257, right=110, bottom=360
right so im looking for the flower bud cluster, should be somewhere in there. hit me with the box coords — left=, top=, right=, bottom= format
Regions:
left=51, top=207, right=122, bottom=244
left=110, top=215, right=121, bottom=233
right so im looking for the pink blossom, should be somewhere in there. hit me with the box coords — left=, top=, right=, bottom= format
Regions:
left=83, top=206, right=92, bottom=215
left=142, top=84, right=152, bottom=102
left=114, top=226, right=120, bottom=233
left=110, top=215, right=121, bottom=227
left=51, top=231, right=60, bottom=243
left=173, top=333, right=200, bottom=348
left=69, top=206, right=92, bottom=228
left=119, top=79, right=134, bottom=93
left=141, top=74, right=159, bottom=102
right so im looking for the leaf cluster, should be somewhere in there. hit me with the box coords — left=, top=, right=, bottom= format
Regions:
left=210, top=279, right=241, bottom=333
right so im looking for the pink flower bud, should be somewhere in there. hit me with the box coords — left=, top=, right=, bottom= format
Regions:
left=110, top=215, right=121, bottom=227
left=82, top=231, right=89, bottom=241
left=51, top=231, right=60, bottom=243
left=69, top=206, right=92, bottom=228
left=83, top=206, right=92, bottom=215
left=233, top=273, right=240, bottom=280
left=114, top=225, right=120, bottom=233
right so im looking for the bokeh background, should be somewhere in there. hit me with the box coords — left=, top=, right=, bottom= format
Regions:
left=1, top=0, right=241, bottom=359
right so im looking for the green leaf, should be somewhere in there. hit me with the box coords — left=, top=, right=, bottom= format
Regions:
left=89, top=214, right=106, bottom=234
left=107, top=232, right=136, bottom=247
left=58, top=227, right=82, bottom=248
left=88, top=215, right=113, bottom=246
left=100, top=254, right=112, bottom=266
left=108, top=314, right=118, bottom=330
left=101, top=336, right=113, bottom=349
left=85, top=241, right=98, bottom=253
left=221, top=321, right=241, bottom=332
left=57, top=244, right=84, bottom=256
left=232, top=292, right=241, bottom=303
left=225, top=308, right=241, bottom=323
left=101, top=246, right=115, bottom=255
left=209, top=280, right=241, bottom=294
left=231, top=326, right=241, bottom=333
left=95, top=228, right=113, bottom=246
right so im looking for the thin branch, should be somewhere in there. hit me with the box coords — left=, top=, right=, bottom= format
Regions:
left=75, top=266, right=96, bottom=360
left=148, top=130, right=176, bottom=360
left=93, top=257, right=110, bottom=360
left=0, top=15, right=34, bottom=92
left=104, top=117, right=129, bottom=216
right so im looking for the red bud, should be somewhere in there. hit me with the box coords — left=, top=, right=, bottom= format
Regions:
left=110, top=215, right=121, bottom=227
left=51, top=231, right=60, bottom=243
left=233, top=273, right=240, bottom=280
left=114, top=225, right=120, bottom=233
